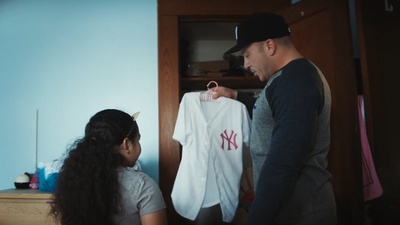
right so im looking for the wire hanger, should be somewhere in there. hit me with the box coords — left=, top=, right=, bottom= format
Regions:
left=200, top=81, right=219, bottom=101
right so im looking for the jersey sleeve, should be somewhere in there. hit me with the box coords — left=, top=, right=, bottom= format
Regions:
left=172, top=94, right=189, bottom=145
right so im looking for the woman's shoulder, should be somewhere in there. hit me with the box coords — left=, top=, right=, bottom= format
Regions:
left=116, top=169, right=166, bottom=221
left=119, top=168, right=158, bottom=190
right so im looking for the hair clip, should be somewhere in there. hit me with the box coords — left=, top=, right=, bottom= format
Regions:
left=132, top=112, right=140, bottom=121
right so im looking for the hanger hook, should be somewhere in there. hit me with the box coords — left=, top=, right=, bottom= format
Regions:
left=207, top=81, right=218, bottom=92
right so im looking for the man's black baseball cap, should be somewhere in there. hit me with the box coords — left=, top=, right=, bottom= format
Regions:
left=224, top=12, right=290, bottom=55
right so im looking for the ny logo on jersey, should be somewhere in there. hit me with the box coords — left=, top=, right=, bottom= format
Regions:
left=220, top=130, right=238, bottom=150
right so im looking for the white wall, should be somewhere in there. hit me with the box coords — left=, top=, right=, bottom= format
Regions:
left=0, top=0, right=158, bottom=190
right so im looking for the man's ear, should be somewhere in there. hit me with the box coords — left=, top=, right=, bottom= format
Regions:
left=264, top=39, right=276, bottom=55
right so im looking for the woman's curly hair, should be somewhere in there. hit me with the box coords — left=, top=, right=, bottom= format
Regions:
left=50, top=109, right=138, bottom=225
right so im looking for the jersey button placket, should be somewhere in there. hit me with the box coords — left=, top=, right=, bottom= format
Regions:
left=203, top=133, right=209, bottom=187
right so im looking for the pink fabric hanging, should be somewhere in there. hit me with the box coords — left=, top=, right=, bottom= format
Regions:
left=358, top=95, right=383, bottom=202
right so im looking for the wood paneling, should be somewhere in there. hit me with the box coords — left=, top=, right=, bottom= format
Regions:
left=158, top=0, right=290, bottom=16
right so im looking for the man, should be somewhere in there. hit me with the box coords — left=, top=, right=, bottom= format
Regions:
left=212, top=12, right=337, bottom=225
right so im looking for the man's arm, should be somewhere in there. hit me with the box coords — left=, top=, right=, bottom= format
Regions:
left=212, top=86, right=257, bottom=116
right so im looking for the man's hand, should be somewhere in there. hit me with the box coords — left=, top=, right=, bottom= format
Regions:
left=210, top=86, right=238, bottom=100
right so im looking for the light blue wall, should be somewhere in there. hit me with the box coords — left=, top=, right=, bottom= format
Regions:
left=0, top=0, right=158, bottom=190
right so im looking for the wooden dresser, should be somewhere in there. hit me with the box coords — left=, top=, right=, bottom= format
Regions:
left=0, top=188, right=55, bottom=225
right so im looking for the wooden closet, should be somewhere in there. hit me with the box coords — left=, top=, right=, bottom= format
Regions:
left=158, top=0, right=366, bottom=224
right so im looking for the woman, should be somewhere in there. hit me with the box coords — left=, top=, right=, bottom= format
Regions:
left=50, top=109, right=168, bottom=225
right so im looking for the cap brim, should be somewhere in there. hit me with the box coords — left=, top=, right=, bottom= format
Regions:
left=223, top=43, right=246, bottom=56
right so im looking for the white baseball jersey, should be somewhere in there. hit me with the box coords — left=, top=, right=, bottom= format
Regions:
left=171, top=92, right=251, bottom=222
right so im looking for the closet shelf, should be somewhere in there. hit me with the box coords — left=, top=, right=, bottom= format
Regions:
left=181, top=76, right=266, bottom=91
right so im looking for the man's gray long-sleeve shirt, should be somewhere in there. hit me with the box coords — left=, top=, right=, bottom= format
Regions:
left=238, top=58, right=337, bottom=225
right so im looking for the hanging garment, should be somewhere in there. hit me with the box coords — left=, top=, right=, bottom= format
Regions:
left=171, top=92, right=251, bottom=222
left=358, top=95, right=383, bottom=202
